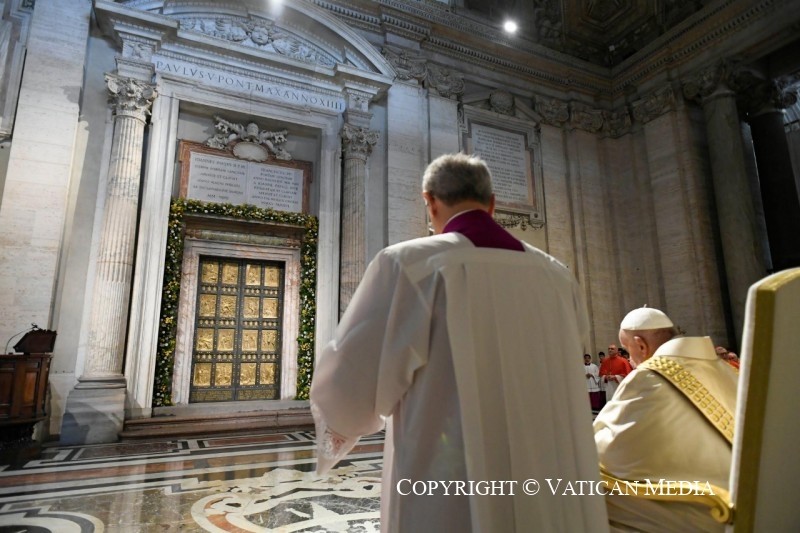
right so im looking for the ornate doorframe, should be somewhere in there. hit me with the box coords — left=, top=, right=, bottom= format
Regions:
left=173, top=237, right=301, bottom=405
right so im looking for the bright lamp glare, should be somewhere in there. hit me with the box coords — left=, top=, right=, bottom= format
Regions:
left=503, top=20, right=518, bottom=33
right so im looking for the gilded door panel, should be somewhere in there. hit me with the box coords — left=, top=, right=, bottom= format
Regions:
left=189, top=257, right=284, bottom=403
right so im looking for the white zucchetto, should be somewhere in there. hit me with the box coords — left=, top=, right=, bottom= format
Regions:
left=620, top=306, right=674, bottom=330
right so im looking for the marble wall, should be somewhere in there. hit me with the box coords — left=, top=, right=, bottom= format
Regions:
left=386, top=83, right=429, bottom=245
left=0, top=1, right=93, bottom=438
left=2, top=0, right=798, bottom=443
left=0, top=0, right=90, bottom=344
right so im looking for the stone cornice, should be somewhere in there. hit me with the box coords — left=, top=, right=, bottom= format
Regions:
left=379, top=12, right=429, bottom=42
left=612, top=0, right=794, bottom=96
left=368, top=0, right=607, bottom=73
left=313, top=0, right=611, bottom=96
left=313, top=0, right=798, bottom=102
left=310, top=0, right=382, bottom=34
left=422, top=36, right=607, bottom=95
left=108, top=0, right=799, bottom=119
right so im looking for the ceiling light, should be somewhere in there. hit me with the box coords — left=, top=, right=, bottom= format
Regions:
left=503, top=20, right=518, bottom=34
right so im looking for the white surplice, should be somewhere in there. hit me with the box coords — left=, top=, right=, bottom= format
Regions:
left=311, top=232, right=608, bottom=532
left=585, top=362, right=601, bottom=392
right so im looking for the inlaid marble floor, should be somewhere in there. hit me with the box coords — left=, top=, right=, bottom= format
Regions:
left=0, top=430, right=384, bottom=532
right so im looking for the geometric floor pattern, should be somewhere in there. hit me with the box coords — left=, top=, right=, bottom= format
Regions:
left=0, top=431, right=384, bottom=532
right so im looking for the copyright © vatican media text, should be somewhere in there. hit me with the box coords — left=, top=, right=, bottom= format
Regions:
left=396, top=479, right=716, bottom=497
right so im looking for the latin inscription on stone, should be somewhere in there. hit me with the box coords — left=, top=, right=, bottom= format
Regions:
left=471, top=123, right=531, bottom=205
left=248, top=164, right=303, bottom=212
left=187, top=152, right=304, bottom=212
left=153, top=56, right=345, bottom=112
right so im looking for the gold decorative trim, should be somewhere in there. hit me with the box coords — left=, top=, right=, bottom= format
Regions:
left=599, top=466, right=734, bottom=524
left=638, top=356, right=734, bottom=444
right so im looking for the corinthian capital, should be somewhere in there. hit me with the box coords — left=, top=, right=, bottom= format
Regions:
left=105, top=74, right=157, bottom=121
left=738, top=75, right=799, bottom=115
left=342, top=123, right=379, bottom=160
left=426, top=64, right=464, bottom=99
left=682, top=60, right=740, bottom=103
left=570, top=103, right=604, bottom=133
left=631, top=85, right=675, bottom=124
left=602, top=110, right=632, bottom=138
left=535, top=97, right=569, bottom=127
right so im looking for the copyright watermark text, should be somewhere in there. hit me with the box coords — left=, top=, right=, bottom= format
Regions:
left=396, top=478, right=715, bottom=497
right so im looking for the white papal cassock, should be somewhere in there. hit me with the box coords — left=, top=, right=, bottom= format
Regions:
left=594, top=336, right=738, bottom=532
left=311, top=232, right=608, bottom=532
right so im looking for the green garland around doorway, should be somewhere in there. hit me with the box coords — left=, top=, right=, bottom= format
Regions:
left=152, top=198, right=319, bottom=407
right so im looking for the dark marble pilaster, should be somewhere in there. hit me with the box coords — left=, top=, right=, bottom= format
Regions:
left=683, top=63, right=767, bottom=340
left=743, top=79, right=800, bottom=271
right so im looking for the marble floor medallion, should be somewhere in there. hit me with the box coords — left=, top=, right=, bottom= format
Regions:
left=192, top=462, right=381, bottom=532
left=0, top=431, right=384, bottom=532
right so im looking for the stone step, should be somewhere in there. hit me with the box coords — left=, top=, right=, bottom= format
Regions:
left=120, top=405, right=313, bottom=440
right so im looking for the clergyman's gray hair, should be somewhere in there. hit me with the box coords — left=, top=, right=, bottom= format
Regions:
left=422, top=152, right=493, bottom=206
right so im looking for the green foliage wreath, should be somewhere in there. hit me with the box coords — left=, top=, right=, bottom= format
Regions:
left=153, top=198, right=318, bottom=406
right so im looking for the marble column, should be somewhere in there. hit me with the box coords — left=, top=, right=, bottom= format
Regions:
left=683, top=63, right=767, bottom=342
left=745, top=80, right=800, bottom=271
left=61, top=74, right=156, bottom=445
left=339, top=123, right=378, bottom=315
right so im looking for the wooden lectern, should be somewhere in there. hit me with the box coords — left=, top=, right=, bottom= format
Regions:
left=0, top=329, right=56, bottom=462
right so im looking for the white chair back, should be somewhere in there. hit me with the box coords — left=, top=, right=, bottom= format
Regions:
left=728, top=268, right=800, bottom=532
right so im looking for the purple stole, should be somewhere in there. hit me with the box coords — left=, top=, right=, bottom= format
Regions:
left=442, top=209, right=525, bottom=251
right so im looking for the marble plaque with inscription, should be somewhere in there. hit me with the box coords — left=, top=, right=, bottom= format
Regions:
left=471, top=123, right=532, bottom=206
left=248, top=163, right=303, bottom=212
left=180, top=141, right=312, bottom=213
left=459, top=106, right=545, bottom=229
left=187, top=153, right=248, bottom=205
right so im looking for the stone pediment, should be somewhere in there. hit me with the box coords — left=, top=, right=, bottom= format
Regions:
left=177, top=16, right=338, bottom=69
left=103, top=1, right=395, bottom=78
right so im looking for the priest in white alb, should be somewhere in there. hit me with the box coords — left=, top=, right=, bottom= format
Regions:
left=311, top=153, right=608, bottom=532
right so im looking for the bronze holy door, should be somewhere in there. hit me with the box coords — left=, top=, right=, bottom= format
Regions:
left=189, top=258, right=284, bottom=402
